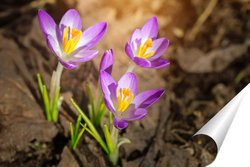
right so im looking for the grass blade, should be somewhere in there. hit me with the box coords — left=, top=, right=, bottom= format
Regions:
left=104, top=125, right=114, bottom=153
left=88, top=104, right=93, bottom=123
left=72, top=123, right=87, bottom=150
left=74, top=115, right=82, bottom=141
left=42, top=85, right=51, bottom=121
left=109, top=111, right=113, bottom=129
left=96, top=96, right=106, bottom=126
left=99, top=104, right=107, bottom=125
left=37, top=74, right=44, bottom=94
left=80, top=123, right=100, bottom=143
left=86, top=84, right=95, bottom=122
left=71, top=98, right=109, bottom=154
left=70, top=122, right=74, bottom=149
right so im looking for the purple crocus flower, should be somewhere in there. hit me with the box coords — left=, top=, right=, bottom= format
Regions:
left=125, top=16, right=170, bottom=69
left=38, top=9, right=107, bottom=69
left=100, top=71, right=164, bottom=130
left=100, top=49, right=113, bottom=74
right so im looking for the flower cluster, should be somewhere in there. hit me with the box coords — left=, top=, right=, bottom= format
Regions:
left=37, top=9, right=169, bottom=166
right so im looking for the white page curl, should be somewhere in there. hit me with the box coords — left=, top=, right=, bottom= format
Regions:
left=193, top=83, right=250, bottom=166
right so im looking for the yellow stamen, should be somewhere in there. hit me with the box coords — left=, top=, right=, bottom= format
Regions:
left=117, top=88, right=134, bottom=112
left=137, top=44, right=142, bottom=57
left=63, top=27, right=69, bottom=53
left=64, top=39, right=73, bottom=53
left=62, top=27, right=82, bottom=54
left=137, top=38, right=154, bottom=58
left=141, top=51, right=154, bottom=59
left=117, top=89, right=121, bottom=108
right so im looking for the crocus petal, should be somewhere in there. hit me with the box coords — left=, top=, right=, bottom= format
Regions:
left=46, top=34, right=61, bottom=57
left=75, top=22, right=107, bottom=51
left=133, top=57, right=151, bottom=68
left=129, top=29, right=142, bottom=55
left=125, top=42, right=135, bottom=60
left=58, top=58, right=77, bottom=69
left=147, top=38, right=169, bottom=61
left=149, top=58, right=170, bottom=69
left=117, top=72, right=137, bottom=95
left=59, top=9, right=82, bottom=39
left=38, top=10, right=58, bottom=44
left=141, top=16, right=158, bottom=44
left=132, top=89, right=164, bottom=108
left=121, top=108, right=147, bottom=121
left=100, top=71, right=116, bottom=96
left=104, top=97, right=116, bottom=115
left=100, top=49, right=113, bottom=74
left=100, top=71, right=117, bottom=110
left=113, top=116, right=128, bottom=130
left=70, top=50, right=99, bottom=62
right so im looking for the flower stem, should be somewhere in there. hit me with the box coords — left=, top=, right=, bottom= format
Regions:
left=49, top=62, right=64, bottom=122
left=126, top=62, right=136, bottom=73
left=108, top=120, right=119, bottom=166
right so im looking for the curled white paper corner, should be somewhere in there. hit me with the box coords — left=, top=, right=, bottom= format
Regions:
left=193, top=83, right=250, bottom=166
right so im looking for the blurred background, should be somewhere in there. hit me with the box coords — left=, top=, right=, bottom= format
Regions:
left=0, top=0, right=249, bottom=166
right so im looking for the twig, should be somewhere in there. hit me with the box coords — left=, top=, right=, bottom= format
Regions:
left=186, top=0, right=218, bottom=41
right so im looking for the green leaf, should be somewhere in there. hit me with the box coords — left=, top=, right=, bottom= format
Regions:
left=74, top=115, right=81, bottom=141
left=86, top=84, right=95, bottom=122
left=103, top=125, right=114, bottom=153
left=37, top=74, right=44, bottom=94
left=117, top=137, right=131, bottom=148
left=72, top=123, right=86, bottom=150
left=108, top=148, right=119, bottom=166
left=99, top=105, right=107, bottom=126
left=71, top=98, right=109, bottom=154
left=52, top=87, right=60, bottom=122
left=88, top=104, right=93, bottom=123
left=80, top=123, right=100, bottom=142
left=95, top=97, right=106, bottom=126
left=42, top=85, right=51, bottom=121
left=109, top=111, right=113, bottom=129
left=70, top=122, right=74, bottom=149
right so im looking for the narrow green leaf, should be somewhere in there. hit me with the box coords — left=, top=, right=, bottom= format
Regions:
left=99, top=105, right=107, bottom=124
left=72, top=123, right=86, bottom=150
left=104, top=125, right=114, bottom=153
left=117, top=137, right=131, bottom=148
left=86, top=84, right=95, bottom=122
left=95, top=96, right=106, bottom=126
left=234, top=70, right=245, bottom=84
left=71, top=98, right=109, bottom=154
left=52, top=87, right=61, bottom=122
left=88, top=104, right=93, bottom=123
left=80, top=123, right=100, bottom=143
left=37, top=74, right=44, bottom=94
left=74, top=115, right=81, bottom=141
left=109, top=111, right=113, bottom=129
left=70, top=122, right=74, bottom=149
left=42, top=85, right=51, bottom=121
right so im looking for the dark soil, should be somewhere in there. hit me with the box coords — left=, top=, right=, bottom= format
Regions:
left=0, top=0, right=249, bottom=166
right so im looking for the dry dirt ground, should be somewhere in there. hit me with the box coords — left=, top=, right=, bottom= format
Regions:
left=0, top=0, right=250, bottom=166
